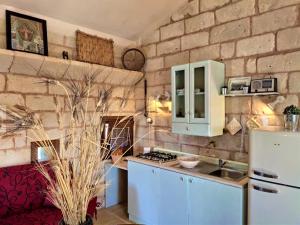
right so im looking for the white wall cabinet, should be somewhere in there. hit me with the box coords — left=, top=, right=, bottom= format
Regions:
left=171, top=60, right=225, bottom=136
left=128, top=161, right=246, bottom=225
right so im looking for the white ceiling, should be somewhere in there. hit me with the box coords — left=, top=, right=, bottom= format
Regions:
left=1, top=0, right=188, bottom=40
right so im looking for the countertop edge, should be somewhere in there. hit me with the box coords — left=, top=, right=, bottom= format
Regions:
left=126, top=156, right=248, bottom=188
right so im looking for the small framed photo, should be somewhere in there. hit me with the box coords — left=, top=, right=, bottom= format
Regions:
left=228, top=77, right=251, bottom=94
left=6, top=10, right=48, bottom=56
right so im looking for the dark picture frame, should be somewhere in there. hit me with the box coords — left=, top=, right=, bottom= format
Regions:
left=6, top=10, right=48, bottom=56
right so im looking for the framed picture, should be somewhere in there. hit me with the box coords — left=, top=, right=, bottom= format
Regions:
left=6, top=10, right=48, bottom=56
left=228, top=77, right=251, bottom=94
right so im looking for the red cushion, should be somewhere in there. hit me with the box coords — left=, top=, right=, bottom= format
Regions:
left=0, top=207, right=62, bottom=225
left=0, top=164, right=48, bottom=217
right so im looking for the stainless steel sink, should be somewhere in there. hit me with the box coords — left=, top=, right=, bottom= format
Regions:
left=209, top=168, right=246, bottom=181
left=170, top=161, right=219, bottom=175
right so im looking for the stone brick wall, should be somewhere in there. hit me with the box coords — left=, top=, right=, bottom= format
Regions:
left=0, top=50, right=142, bottom=167
left=136, top=0, right=300, bottom=162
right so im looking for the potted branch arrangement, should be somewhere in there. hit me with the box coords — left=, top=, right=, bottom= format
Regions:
left=27, top=72, right=138, bottom=225
left=283, top=105, right=300, bottom=131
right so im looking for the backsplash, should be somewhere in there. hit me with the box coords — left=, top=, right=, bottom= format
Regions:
left=135, top=0, right=300, bottom=162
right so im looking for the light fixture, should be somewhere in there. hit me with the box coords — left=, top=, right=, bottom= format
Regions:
left=267, top=96, right=285, bottom=110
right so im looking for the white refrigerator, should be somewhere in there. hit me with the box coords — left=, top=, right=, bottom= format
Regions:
left=248, top=127, right=300, bottom=225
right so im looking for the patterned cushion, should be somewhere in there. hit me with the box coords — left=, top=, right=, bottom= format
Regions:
left=0, top=207, right=62, bottom=225
left=0, top=163, right=48, bottom=218
left=0, top=163, right=97, bottom=222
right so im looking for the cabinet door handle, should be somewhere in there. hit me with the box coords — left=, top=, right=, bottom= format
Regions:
left=253, top=185, right=278, bottom=194
left=152, top=169, right=155, bottom=174
left=253, top=170, right=278, bottom=179
left=180, top=177, right=184, bottom=181
left=189, top=178, right=193, bottom=183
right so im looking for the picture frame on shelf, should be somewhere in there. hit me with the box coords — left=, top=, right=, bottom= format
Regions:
left=228, top=77, right=251, bottom=94
left=6, top=10, right=48, bottom=56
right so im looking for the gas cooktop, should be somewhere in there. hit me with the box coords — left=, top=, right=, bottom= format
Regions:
left=136, top=151, right=177, bottom=163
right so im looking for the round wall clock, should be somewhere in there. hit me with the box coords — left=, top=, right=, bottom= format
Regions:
left=121, top=48, right=145, bottom=71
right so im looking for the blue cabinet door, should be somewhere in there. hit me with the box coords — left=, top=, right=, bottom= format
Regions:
left=188, top=176, right=244, bottom=225
left=128, top=161, right=160, bottom=225
left=159, top=169, right=188, bottom=225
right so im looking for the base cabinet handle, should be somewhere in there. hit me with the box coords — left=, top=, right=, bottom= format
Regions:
left=253, top=185, right=278, bottom=194
left=180, top=177, right=184, bottom=181
left=189, top=179, right=193, bottom=183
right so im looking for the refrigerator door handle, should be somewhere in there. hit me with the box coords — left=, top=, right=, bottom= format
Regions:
left=253, top=184, right=278, bottom=194
left=253, top=169, right=278, bottom=179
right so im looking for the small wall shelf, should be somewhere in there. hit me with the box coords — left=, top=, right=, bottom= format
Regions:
left=223, top=92, right=279, bottom=97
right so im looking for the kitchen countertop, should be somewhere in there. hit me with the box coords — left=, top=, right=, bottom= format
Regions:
left=126, top=156, right=248, bottom=188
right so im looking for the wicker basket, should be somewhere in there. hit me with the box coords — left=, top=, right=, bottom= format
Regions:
left=76, top=30, right=114, bottom=66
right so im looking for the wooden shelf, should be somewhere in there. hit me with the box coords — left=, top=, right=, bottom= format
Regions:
left=223, top=92, right=279, bottom=97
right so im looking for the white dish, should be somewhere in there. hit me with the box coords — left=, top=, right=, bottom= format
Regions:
left=178, top=156, right=200, bottom=169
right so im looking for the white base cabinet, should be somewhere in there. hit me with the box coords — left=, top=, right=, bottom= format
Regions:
left=128, top=161, right=160, bottom=225
left=128, top=161, right=246, bottom=225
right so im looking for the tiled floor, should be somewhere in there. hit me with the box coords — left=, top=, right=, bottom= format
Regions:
left=93, top=204, right=134, bottom=225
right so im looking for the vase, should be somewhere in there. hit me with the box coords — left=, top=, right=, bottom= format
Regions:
left=284, top=114, right=299, bottom=131
left=59, top=215, right=93, bottom=225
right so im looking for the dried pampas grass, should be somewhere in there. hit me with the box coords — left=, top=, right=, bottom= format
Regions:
left=29, top=69, right=145, bottom=225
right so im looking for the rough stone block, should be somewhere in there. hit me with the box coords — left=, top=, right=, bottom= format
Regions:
left=185, top=12, right=215, bottom=33
left=257, top=51, right=300, bottom=73
left=181, top=144, right=200, bottom=155
left=0, top=49, right=14, bottom=73
left=181, top=32, right=209, bottom=50
left=277, top=27, right=300, bottom=51
left=172, top=0, right=199, bottom=21
left=14, top=131, right=27, bottom=149
left=225, top=97, right=251, bottom=114
left=144, top=57, right=164, bottom=72
left=0, top=73, right=5, bottom=91
left=40, top=112, right=59, bottom=128
left=221, top=42, right=235, bottom=59
left=165, top=51, right=190, bottom=68
left=289, top=72, right=300, bottom=93
left=216, top=0, right=255, bottom=23
left=157, top=38, right=180, bottom=56
left=246, top=58, right=256, bottom=73
left=259, top=0, right=300, bottom=13
left=143, top=44, right=156, bottom=58
left=201, top=0, right=230, bottom=12
left=7, top=74, right=47, bottom=94
left=225, top=58, right=244, bottom=77
left=190, top=45, right=220, bottom=62
left=26, top=95, right=55, bottom=111
left=146, top=70, right=171, bottom=86
left=211, top=18, right=250, bottom=43
left=0, top=93, right=25, bottom=106
left=160, top=21, right=184, bottom=41
left=252, top=6, right=298, bottom=35
left=236, top=33, right=275, bottom=57
left=0, top=137, right=14, bottom=150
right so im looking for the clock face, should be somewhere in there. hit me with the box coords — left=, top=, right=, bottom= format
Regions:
left=122, top=48, right=145, bottom=71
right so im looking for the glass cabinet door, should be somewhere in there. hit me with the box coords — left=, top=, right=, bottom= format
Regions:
left=171, top=64, right=189, bottom=123
left=190, top=62, right=209, bottom=123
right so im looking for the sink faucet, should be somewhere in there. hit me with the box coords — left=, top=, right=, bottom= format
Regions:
left=218, top=159, right=226, bottom=168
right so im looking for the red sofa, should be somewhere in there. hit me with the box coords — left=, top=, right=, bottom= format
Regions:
left=0, top=163, right=97, bottom=225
